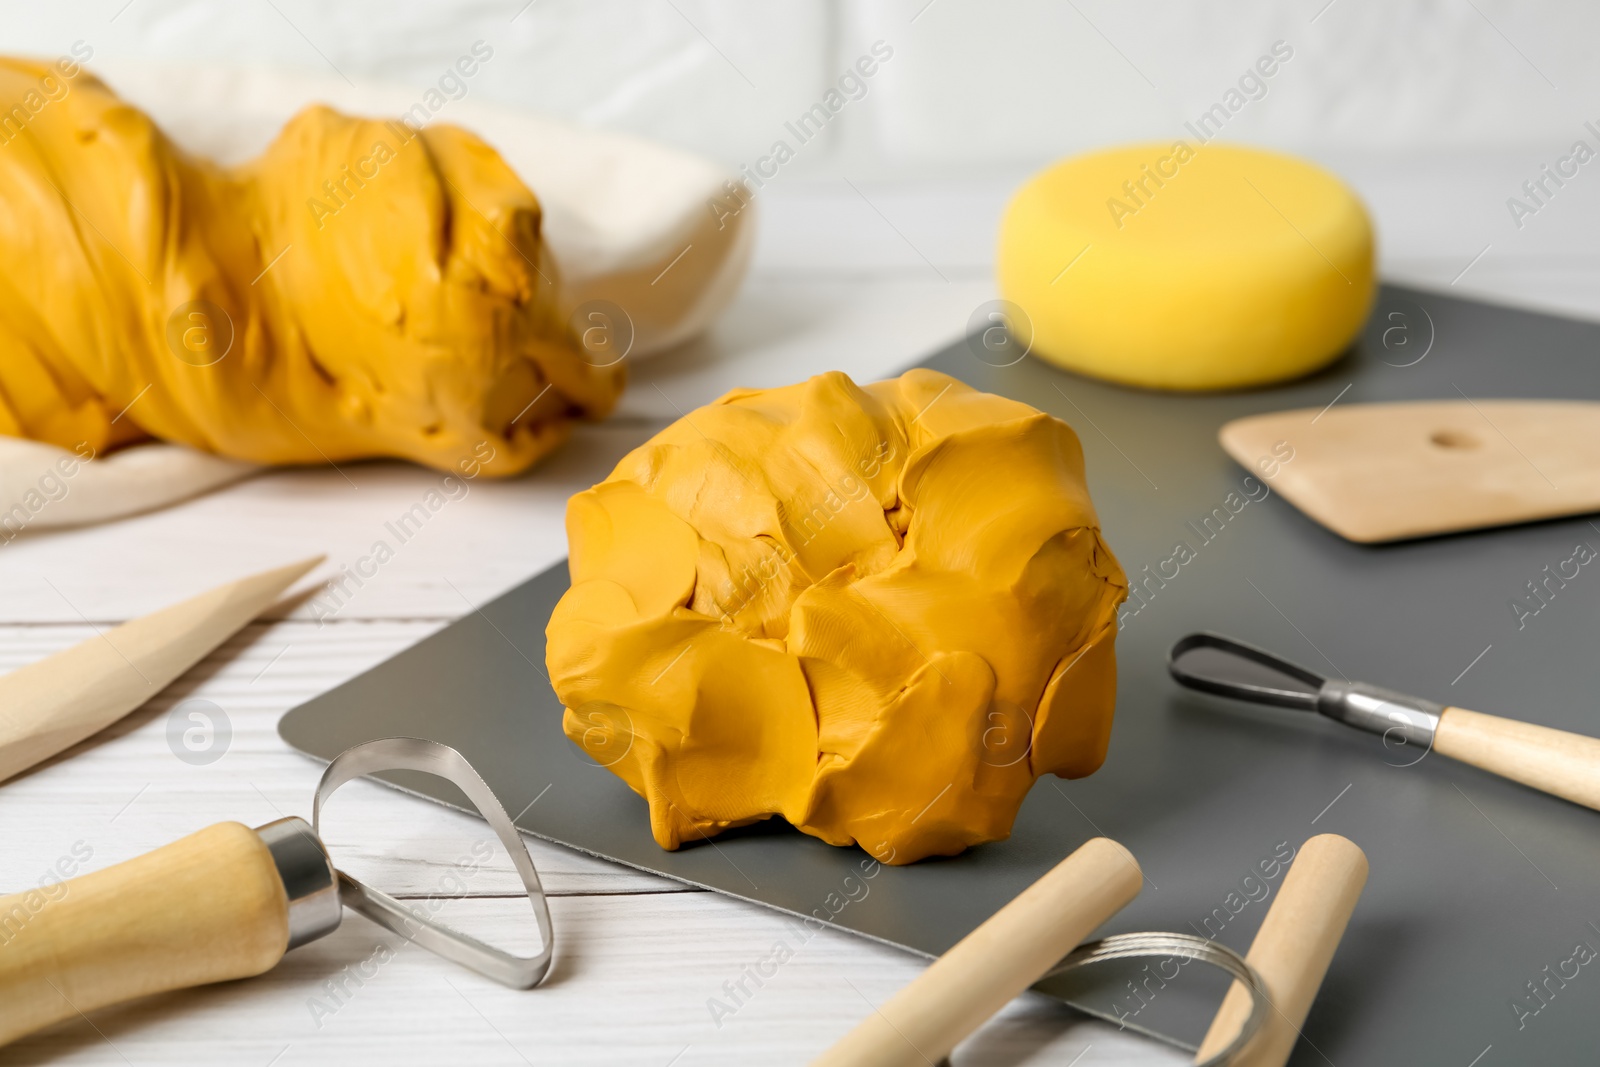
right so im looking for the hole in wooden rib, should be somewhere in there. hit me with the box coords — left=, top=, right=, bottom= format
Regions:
left=1429, top=429, right=1479, bottom=449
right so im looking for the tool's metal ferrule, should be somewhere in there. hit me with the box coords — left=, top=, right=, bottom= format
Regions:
left=1316, top=680, right=1443, bottom=749
left=255, top=816, right=342, bottom=950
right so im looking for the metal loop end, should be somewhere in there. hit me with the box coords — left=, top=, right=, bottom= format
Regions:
left=312, top=736, right=556, bottom=990
left=1169, top=632, right=1326, bottom=711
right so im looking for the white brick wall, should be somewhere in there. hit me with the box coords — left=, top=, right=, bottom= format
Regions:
left=3, top=0, right=1592, bottom=176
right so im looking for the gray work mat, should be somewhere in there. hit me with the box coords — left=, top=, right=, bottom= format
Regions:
left=281, top=284, right=1600, bottom=1062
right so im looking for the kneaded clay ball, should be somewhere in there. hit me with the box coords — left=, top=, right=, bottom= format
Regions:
left=546, top=369, right=1128, bottom=864
left=0, top=57, right=621, bottom=474
left=999, top=143, right=1375, bottom=391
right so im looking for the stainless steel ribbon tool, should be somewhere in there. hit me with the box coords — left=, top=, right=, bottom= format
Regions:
left=0, top=737, right=552, bottom=1047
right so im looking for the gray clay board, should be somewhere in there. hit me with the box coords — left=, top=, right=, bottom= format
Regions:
left=281, top=284, right=1600, bottom=1063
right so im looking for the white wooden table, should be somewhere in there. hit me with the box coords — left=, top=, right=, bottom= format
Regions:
left=2, top=159, right=1595, bottom=1066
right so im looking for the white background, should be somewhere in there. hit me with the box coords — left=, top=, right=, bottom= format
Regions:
left=5, top=0, right=1596, bottom=172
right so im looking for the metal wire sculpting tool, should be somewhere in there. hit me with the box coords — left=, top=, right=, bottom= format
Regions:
left=1170, top=631, right=1600, bottom=809
left=0, top=737, right=552, bottom=1047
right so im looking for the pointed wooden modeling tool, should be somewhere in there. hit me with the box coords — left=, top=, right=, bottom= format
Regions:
left=1220, top=399, right=1600, bottom=542
left=0, top=556, right=322, bottom=783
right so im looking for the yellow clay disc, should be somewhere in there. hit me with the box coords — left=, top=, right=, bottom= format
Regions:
left=997, top=142, right=1376, bottom=391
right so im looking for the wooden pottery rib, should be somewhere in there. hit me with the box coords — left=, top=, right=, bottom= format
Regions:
left=1219, top=400, right=1600, bottom=543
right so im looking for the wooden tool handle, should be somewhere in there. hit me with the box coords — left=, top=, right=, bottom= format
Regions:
left=1434, top=706, right=1600, bottom=809
left=812, top=837, right=1143, bottom=1067
left=1195, top=834, right=1368, bottom=1067
left=0, top=822, right=289, bottom=1047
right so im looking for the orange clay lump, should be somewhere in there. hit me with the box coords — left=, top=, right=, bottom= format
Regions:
left=0, top=57, right=622, bottom=473
left=546, top=369, right=1128, bottom=864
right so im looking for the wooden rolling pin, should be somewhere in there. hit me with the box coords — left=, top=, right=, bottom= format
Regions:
left=812, top=836, right=1142, bottom=1067
left=1194, top=834, right=1368, bottom=1066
